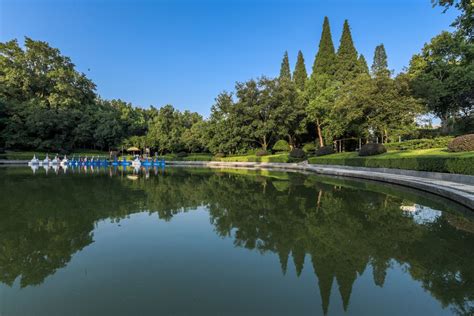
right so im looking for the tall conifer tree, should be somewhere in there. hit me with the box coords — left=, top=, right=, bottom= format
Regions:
left=371, top=44, right=389, bottom=78
left=279, top=51, right=291, bottom=81
left=312, top=16, right=336, bottom=78
left=293, top=50, right=308, bottom=90
left=358, top=54, right=369, bottom=74
left=335, top=20, right=360, bottom=82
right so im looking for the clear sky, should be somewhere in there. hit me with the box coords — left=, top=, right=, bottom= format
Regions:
left=1, top=0, right=457, bottom=116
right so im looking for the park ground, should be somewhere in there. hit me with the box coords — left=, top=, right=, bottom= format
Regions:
left=2, top=147, right=473, bottom=175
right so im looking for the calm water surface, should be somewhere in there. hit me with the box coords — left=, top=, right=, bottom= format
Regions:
left=0, top=166, right=473, bottom=316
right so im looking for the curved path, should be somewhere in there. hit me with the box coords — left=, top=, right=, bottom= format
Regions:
left=167, top=161, right=474, bottom=210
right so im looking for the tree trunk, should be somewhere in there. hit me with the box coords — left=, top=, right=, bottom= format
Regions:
left=316, top=118, right=324, bottom=147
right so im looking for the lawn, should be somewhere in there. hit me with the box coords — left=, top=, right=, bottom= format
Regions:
left=308, top=148, right=474, bottom=175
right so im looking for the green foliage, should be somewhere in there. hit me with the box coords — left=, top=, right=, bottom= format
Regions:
left=334, top=20, right=361, bottom=83
left=315, top=145, right=335, bottom=156
left=448, top=134, right=474, bottom=152
left=279, top=51, right=291, bottom=81
left=273, top=140, right=291, bottom=152
left=358, top=54, right=369, bottom=74
left=176, top=151, right=188, bottom=158
left=433, top=0, right=473, bottom=40
left=256, top=149, right=270, bottom=156
left=359, top=143, right=387, bottom=156
left=293, top=50, right=308, bottom=91
left=371, top=44, right=390, bottom=78
left=309, top=150, right=474, bottom=174
left=146, top=105, right=205, bottom=154
left=302, top=142, right=317, bottom=154
left=312, top=16, right=336, bottom=78
left=384, top=137, right=453, bottom=150
left=408, top=31, right=473, bottom=132
left=215, top=153, right=291, bottom=163
left=289, top=148, right=306, bottom=159
left=0, top=38, right=151, bottom=151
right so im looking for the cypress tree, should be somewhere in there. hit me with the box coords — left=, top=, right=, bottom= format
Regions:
left=334, top=20, right=360, bottom=82
left=358, top=54, right=369, bottom=74
left=371, top=44, right=390, bottom=78
left=312, top=16, right=336, bottom=78
left=293, top=50, right=308, bottom=90
left=279, top=51, right=291, bottom=81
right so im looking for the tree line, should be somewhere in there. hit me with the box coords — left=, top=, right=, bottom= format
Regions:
left=0, top=1, right=471, bottom=154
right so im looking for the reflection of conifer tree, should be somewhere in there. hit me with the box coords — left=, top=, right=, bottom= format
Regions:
left=292, top=244, right=306, bottom=277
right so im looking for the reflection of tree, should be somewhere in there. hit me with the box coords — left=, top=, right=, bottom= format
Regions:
left=0, top=167, right=473, bottom=315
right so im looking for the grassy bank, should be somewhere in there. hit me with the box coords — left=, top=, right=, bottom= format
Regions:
left=308, top=148, right=474, bottom=175
left=214, top=153, right=292, bottom=163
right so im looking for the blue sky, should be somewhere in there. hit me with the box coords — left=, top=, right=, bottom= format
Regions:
left=1, top=0, right=457, bottom=116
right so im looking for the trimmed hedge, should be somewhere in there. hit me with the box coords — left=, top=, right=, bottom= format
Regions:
left=216, top=153, right=291, bottom=163
left=315, top=145, right=335, bottom=156
left=384, top=137, right=453, bottom=150
left=289, top=148, right=306, bottom=159
left=359, top=143, right=387, bottom=156
left=256, top=149, right=270, bottom=156
left=309, top=155, right=474, bottom=175
left=272, top=140, right=290, bottom=152
left=302, top=143, right=317, bottom=154
left=448, top=134, right=474, bottom=152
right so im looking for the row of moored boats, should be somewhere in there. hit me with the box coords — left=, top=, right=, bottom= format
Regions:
left=28, top=154, right=165, bottom=167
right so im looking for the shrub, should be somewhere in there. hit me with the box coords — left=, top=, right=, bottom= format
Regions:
left=302, top=143, right=317, bottom=155
left=256, top=149, right=270, bottom=156
left=315, top=145, right=335, bottom=156
left=448, top=134, right=474, bottom=152
left=214, top=153, right=226, bottom=158
left=359, top=143, right=387, bottom=156
left=176, top=151, right=188, bottom=158
left=308, top=156, right=474, bottom=175
left=272, top=140, right=290, bottom=152
left=289, top=148, right=306, bottom=159
left=384, top=137, right=453, bottom=150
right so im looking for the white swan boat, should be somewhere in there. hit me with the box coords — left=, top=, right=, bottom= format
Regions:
left=42, top=154, right=51, bottom=166
left=51, top=155, right=60, bottom=165
left=132, top=157, right=141, bottom=168
left=60, top=155, right=68, bottom=166
left=28, top=154, right=40, bottom=166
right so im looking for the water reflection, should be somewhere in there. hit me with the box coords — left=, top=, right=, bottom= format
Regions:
left=1, top=167, right=473, bottom=315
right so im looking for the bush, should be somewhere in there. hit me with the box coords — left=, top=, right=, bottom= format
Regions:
left=448, top=134, right=474, bottom=152
left=315, top=145, right=335, bottom=156
left=309, top=155, right=474, bottom=175
left=289, top=148, right=306, bottom=159
left=272, top=140, right=290, bottom=152
left=302, top=143, right=317, bottom=155
left=359, top=143, right=387, bottom=156
left=176, top=151, right=188, bottom=158
left=256, top=149, right=270, bottom=156
left=214, top=153, right=226, bottom=158
left=384, top=137, right=453, bottom=150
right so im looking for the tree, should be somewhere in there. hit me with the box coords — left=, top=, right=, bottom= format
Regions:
left=312, top=16, right=336, bottom=78
left=358, top=54, right=369, bottom=75
left=433, top=0, right=473, bottom=40
left=408, top=31, right=473, bottom=132
left=306, top=17, right=338, bottom=147
left=293, top=50, right=308, bottom=91
left=371, top=44, right=390, bottom=78
left=279, top=51, right=291, bottom=81
left=334, top=20, right=360, bottom=82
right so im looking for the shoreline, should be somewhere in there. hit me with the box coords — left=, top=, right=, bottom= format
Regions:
left=2, top=159, right=473, bottom=209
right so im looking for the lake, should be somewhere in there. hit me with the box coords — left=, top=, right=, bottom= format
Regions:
left=0, top=166, right=473, bottom=315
